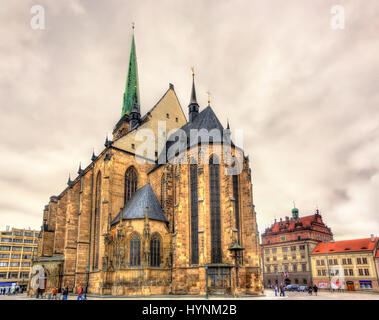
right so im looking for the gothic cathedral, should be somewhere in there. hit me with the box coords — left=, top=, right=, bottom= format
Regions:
left=32, top=32, right=263, bottom=296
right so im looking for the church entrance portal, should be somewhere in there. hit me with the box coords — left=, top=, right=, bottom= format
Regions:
left=206, top=266, right=232, bottom=295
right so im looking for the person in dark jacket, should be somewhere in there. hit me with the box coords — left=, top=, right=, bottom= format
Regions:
left=308, top=285, right=313, bottom=295
left=62, top=285, right=69, bottom=300
left=313, top=284, right=318, bottom=296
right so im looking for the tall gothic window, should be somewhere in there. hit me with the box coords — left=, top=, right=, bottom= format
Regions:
left=124, top=166, right=137, bottom=205
left=93, top=171, right=101, bottom=269
left=210, top=155, right=222, bottom=263
left=129, top=233, right=141, bottom=266
left=160, top=174, right=165, bottom=208
left=150, top=234, right=161, bottom=267
left=190, top=162, right=199, bottom=264
left=233, top=174, right=240, bottom=242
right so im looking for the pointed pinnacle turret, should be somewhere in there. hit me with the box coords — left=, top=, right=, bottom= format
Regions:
left=190, top=67, right=198, bottom=104
left=67, top=174, right=72, bottom=187
left=121, top=27, right=140, bottom=117
left=77, top=162, right=83, bottom=175
left=188, top=67, right=199, bottom=122
left=91, top=149, right=96, bottom=162
left=104, top=135, right=112, bottom=148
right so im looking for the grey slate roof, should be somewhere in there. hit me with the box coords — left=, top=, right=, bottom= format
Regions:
left=111, top=183, right=168, bottom=225
left=156, top=105, right=234, bottom=166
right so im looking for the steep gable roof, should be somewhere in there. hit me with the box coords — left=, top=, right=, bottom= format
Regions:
left=312, top=237, right=379, bottom=255
left=111, top=184, right=168, bottom=225
left=155, top=105, right=232, bottom=167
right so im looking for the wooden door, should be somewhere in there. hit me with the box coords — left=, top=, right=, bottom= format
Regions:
left=347, top=282, right=355, bottom=291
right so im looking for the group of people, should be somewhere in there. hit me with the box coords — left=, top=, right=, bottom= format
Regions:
left=273, top=283, right=319, bottom=296
left=34, top=285, right=85, bottom=300
left=61, top=285, right=85, bottom=300
left=0, top=287, right=20, bottom=295
left=308, top=284, right=318, bottom=296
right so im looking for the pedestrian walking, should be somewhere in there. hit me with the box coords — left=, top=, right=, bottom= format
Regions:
left=62, top=285, right=69, bottom=300
left=274, top=285, right=278, bottom=296
left=279, top=283, right=285, bottom=297
left=308, top=285, right=313, bottom=295
left=52, top=287, right=58, bottom=300
left=77, top=285, right=84, bottom=300
left=313, top=284, right=318, bottom=296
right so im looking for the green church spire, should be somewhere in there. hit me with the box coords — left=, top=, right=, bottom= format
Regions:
left=121, top=26, right=140, bottom=117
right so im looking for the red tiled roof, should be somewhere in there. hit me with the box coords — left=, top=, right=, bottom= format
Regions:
left=268, top=214, right=319, bottom=233
left=312, top=237, right=379, bottom=255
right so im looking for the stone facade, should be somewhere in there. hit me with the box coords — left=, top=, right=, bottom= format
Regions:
left=31, top=35, right=263, bottom=296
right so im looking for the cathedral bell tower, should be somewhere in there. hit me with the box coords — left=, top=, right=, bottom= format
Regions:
left=113, top=25, right=141, bottom=140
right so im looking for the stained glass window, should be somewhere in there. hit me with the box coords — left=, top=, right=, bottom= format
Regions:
left=232, top=174, right=240, bottom=241
left=93, top=171, right=101, bottom=269
left=190, top=163, right=199, bottom=264
left=210, top=155, right=222, bottom=263
left=150, top=234, right=161, bottom=267
left=130, top=233, right=141, bottom=266
left=124, top=166, right=138, bottom=204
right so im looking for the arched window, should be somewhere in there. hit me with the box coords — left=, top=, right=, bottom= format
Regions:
left=232, top=174, right=240, bottom=242
left=150, top=234, right=161, bottom=267
left=210, top=155, right=222, bottom=263
left=93, top=171, right=101, bottom=269
left=190, top=162, right=199, bottom=264
left=124, top=167, right=137, bottom=205
left=160, top=174, right=165, bottom=208
left=129, top=233, right=141, bottom=266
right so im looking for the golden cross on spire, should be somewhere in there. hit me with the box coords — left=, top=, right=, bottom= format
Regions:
left=191, top=66, right=195, bottom=76
left=132, top=22, right=135, bottom=32
left=206, top=90, right=211, bottom=105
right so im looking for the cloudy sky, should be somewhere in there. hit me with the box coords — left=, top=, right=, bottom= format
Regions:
left=1, top=0, right=378, bottom=240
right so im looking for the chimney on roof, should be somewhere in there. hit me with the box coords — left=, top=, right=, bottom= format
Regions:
left=280, top=218, right=282, bottom=223
left=371, top=234, right=375, bottom=242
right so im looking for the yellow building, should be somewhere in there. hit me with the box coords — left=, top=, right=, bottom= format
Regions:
left=311, top=235, right=379, bottom=291
left=0, top=227, right=39, bottom=291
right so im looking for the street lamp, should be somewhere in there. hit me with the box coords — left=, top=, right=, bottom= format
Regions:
left=228, top=230, right=244, bottom=294
left=323, top=239, right=335, bottom=292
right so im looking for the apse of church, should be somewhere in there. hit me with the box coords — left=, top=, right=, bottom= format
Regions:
left=32, top=31, right=263, bottom=296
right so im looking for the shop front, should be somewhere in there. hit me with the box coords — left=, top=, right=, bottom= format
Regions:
left=359, top=280, right=372, bottom=290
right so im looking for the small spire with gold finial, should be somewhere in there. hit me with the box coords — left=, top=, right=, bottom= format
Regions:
left=188, top=66, right=199, bottom=121
left=206, top=90, right=211, bottom=106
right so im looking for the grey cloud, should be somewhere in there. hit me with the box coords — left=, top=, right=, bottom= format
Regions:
left=0, top=0, right=378, bottom=240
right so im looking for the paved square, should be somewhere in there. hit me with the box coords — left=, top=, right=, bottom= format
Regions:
left=1, top=289, right=379, bottom=300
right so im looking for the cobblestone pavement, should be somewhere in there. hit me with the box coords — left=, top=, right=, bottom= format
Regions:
left=1, top=289, right=378, bottom=300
